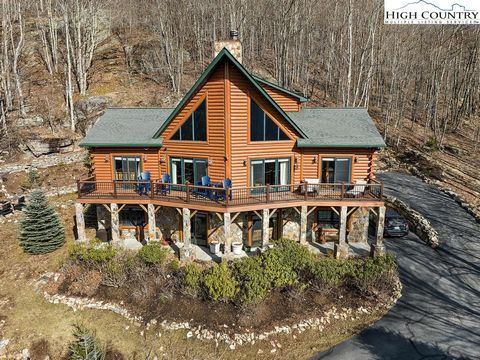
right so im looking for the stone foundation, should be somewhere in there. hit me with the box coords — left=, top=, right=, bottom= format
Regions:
left=209, top=213, right=246, bottom=249
left=347, top=207, right=369, bottom=243
left=155, top=207, right=181, bottom=242
left=282, top=208, right=300, bottom=241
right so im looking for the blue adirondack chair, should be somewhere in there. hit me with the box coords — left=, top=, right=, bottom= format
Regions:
left=157, top=173, right=171, bottom=195
left=215, top=178, right=232, bottom=201
left=192, top=175, right=211, bottom=198
left=137, top=171, right=151, bottom=195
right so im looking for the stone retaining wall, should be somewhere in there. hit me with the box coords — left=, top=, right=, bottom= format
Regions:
left=384, top=195, right=439, bottom=248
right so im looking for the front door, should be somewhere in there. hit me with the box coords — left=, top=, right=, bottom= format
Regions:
left=191, top=213, right=208, bottom=247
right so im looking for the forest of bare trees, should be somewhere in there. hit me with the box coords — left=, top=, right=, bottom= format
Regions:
left=1, top=0, right=480, bottom=150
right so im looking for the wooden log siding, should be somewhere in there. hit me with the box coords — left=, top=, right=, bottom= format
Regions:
left=229, top=63, right=301, bottom=188
left=160, top=62, right=227, bottom=183
left=90, top=148, right=160, bottom=181
left=259, top=83, right=302, bottom=112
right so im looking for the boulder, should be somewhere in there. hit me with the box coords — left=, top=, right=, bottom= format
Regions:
left=25, top=138, right=74, bottom=157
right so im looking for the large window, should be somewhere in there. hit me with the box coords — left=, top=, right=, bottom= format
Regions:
left=250, top=158, right=290, bottom=188
left=250, top=100, right=289, bottom=141
left=321, top=157, right=351, bottom=183
left=119, top=207, right=145, bottom=227
left=317, top=209, right=340, bottom=229
left=113, top=156, right=141, bottom=181
left=171, top=100, right=206, bottom=141
left=170, top=157, right=207, bottom=185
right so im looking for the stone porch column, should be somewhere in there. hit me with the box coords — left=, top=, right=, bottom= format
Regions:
left=262, top=208, right=270, bottom=248
left=180, top=208, right=192, bottom=260
left=147, top=204, right=157, bottom=242
left=74, top=203, right=86, bottom=242
left=300, top=205, right=308, bottom=245
left=223, top=212, right=232, bottom=254
left=371, top=206, right=386, bottom=257
left=334, top=206, right=349, bottom=259
left=110, top=203, right=121, bottom=246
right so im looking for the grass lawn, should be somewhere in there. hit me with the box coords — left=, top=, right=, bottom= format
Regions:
left=0, top=193, right=390, bottom=359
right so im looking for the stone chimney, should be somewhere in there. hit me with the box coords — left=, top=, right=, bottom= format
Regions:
left=214, top=30, right=242, bottom=63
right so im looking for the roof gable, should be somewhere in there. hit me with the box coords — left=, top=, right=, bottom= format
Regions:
left=153, top=48, right=307, bottom=138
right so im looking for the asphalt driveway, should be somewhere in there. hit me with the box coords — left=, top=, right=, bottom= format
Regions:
left=314, top=172, right=480, bottom=360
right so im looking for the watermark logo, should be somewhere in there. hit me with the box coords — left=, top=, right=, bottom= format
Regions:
left=384, top=0, right=480, bottom=24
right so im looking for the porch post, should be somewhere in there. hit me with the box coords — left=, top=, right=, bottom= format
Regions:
left=262, top=208, right=270, bottom=248
left=180, top=208, right=192, bottom=260
left=74, top=203, right=87, bottom=242
left=300, top=205, right=307, bottom=245
left=334, top=206, right=349, bottom=259
left=371, top=206, right=386, bottom=257
left=223, top=212, right=232, bottom=254
left=147, top=204, right=157, bottom=242
left=110, top=203, right=121, bottom=246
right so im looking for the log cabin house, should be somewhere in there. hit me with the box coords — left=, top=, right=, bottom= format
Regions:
left=75, top=32, right=387, bottom=259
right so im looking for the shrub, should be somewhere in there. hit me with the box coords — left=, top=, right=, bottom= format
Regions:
left=262, top=247, right=298, bottom=288
left=181, top=262, right=203, bottom=297
left=69, top=242, right=117, bottom=263
left=272, top=238, right=316, bottom=273
left=68, top=324, right=105, bottom=360
left=18, top=189, right=65, bottom=254
left=232, top=256, right=270, bottom=304
left=137, top=243, right=169, bottom=265
left=23, top=170, right=42, bottom=189
left=309, top=258, right=345, bottom=290
left=202, top=262, right=238, bottom=301
left=67, top=269, right=102, bottom=297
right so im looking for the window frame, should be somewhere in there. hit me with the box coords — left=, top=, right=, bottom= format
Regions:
left=112, top=155, right=142, bottom=181
left=248, top=97, right=291, bottom=143
left=169, top=96, right=208, bottom=142
left=319, top=156, right=353, bottom=183
left=169, top=156, right=208, bottom=185
left=249, top=157, right=292, bottom=188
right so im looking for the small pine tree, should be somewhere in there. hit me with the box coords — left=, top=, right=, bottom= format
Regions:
left=68, top=324, right=106, bottom=360
left=18, top=189, right=65, bottom=254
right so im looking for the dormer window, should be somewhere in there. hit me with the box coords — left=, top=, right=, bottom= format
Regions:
left=250, top=100, right=289, bottom=142
left=171, top=99, right=206, bottom=141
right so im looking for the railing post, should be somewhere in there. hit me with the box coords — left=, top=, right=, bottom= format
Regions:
left=266, top=184, right=270, bottom=203
left=150, top=180, right=154, bottom=199
left=341, top=182, right=345, bottom=199
left=226, top=188, right=230, bottom=206
left=186, top=182, right=190, bottom=203
left=304, top=182, right=308, bottom=200
left=113, top=180, right=117, bottom=198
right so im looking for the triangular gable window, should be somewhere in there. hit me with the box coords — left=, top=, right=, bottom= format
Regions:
left=171, top=100, right=206, bottom=141
left=250, top=100, right=289, bottom=141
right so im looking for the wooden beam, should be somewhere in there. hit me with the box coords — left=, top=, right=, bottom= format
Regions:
left=154, top=205, right=162, bottom=213
left=231, top=212, right=241, bottom=223
left=175, top=208, right=182, bottom=216
left=102, top=204, right=111, bottom=213
left=330, top=206, right=339, bottom=215
left=117, top=204, right=126, bottom=213
left=139, top=204, right=147, bottom=213
left=347, top=207, right=358, bottom=217
left=307, top=206, right=317, bottom=216
left=269, top=209, right=277, bottom=217
left=293, top=207, right=301, bottom=215
left=216, top=212, right=223, bottom=221
left=253, top=210, right=262, bottom=219
left=190, top=210, right=198, bottom=219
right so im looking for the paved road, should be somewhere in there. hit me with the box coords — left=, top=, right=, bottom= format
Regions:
left=314, top=172, right=480, bottom=360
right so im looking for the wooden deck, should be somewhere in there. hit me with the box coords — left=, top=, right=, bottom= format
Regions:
left=76, top=179, right=384, bottom=212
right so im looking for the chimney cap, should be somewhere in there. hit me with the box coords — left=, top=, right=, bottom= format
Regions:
left=230, top=30, right=239, bottom=40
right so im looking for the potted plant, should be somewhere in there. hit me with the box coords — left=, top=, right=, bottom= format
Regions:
left=210, top=241, right=220, bottom=254
left=232, top=242, right=243, bottom=255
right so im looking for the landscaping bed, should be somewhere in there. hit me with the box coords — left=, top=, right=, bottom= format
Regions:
left=44, top=239, right=400, bottom=335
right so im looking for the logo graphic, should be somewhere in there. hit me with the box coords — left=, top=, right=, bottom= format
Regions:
left=384, top=0, right=480, bottom=24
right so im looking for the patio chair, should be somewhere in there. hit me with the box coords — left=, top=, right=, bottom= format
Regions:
left=345, top=180, right=367, bottom=198
left=157, top=173, right=171, bottom=195
left=140, top=171, right=151, bottom=195
left=192, top=175, right=211, bottom=198
left=303, top=178, right=320, bottom=194
left=213, top=178, right=232, bottom=201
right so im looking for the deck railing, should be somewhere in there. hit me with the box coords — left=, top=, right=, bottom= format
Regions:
left=77, top=179, right=384, bottom=206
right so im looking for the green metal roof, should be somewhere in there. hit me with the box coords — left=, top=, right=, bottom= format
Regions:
left=79, top=108, right=172, bottom=148
left=287, top=108, right=386, bottom=148
left=253, top=75, right=309, bottom=103
left=152, top=48, right=308, bottom=138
